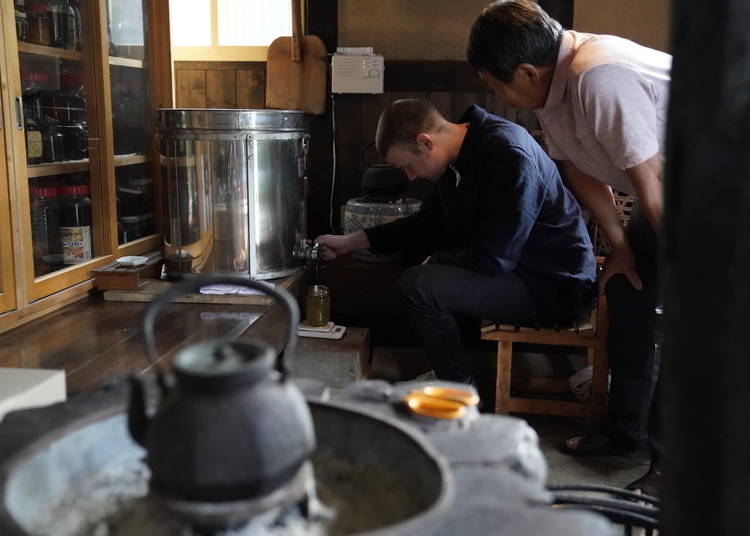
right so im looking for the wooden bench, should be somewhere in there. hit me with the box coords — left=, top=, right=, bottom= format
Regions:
left=480, top=298, right=609, bottom=422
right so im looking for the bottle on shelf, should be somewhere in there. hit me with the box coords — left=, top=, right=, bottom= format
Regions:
left=30, top=184, right=62, bottom=276
left=15, top=0, right=28, bottom=42
left=41, top=118, right=65, bottom=163
left=25, top=1, right=51, bottom=47
left=59, top=180, right=92, bottom=264
left=24, top=114, right=44, bottom=165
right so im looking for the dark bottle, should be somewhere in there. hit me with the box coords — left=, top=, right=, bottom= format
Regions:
left=41, top=119, right=65, bottom=163
left=59, top=183, right=92, bottom=264
left=30, top=186, right=62, bottom=276
left=63, top=0, right=77, bottom=50
left=24, top=115, right=44, bottom=165
left=26, top=1, right=50, bottom=46
left=68, top=0, right=82, bottom=51
left=15, top=0, right=28, bottom=42
left=113, top=80, right=140, bottom=155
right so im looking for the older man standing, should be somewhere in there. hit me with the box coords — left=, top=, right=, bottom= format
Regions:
left=467, top=0, right=670, bottom=494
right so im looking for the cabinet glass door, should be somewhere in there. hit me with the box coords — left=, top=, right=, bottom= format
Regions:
left=0, top=113, right=17, bottom=315
left=106, top=0, right=154, bottom=246
left=11, top=0, right=105, bottom=300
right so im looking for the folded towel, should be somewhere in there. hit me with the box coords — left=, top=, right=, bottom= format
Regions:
left=199, top=283, right=273, bottom=295
left=568, top=365, right=611, bottom=402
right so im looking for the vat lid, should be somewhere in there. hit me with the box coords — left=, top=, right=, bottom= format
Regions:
left=157, top=108, right=306, bottom=131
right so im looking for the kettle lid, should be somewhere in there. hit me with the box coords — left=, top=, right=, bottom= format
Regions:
left=174, top=339, right=275, bottom=388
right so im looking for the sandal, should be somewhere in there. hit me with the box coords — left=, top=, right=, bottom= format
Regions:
left=626, top=466, right=661, bottom=498
left=557, top=429, right=643, bottom=457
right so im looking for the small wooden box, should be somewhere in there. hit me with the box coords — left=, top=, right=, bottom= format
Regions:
left=91, top=251, right=163, bottom=291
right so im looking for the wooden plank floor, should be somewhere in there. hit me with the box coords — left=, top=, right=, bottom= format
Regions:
left=0, top=296, right=271, bottom=395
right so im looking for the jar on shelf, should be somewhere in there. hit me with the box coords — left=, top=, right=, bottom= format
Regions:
left=47, top=0, right=74, bottom=49
left=305, top=285, right=331, bottom=327
left=61, top=120, right=87, bottom=160
left=20, top=71, right=48, bottom=94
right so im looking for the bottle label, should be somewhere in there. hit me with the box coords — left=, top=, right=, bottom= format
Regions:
left=26, top=130, right=42, bottom=159
left=60, top=225, right=92, bottom=264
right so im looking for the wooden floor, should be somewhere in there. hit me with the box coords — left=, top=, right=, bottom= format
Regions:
left=0, top=290, right=296, bottom=396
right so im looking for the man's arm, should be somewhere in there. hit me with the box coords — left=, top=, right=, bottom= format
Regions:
left=561, top=160, right=643, bottom=293
left=625, top=154, right=663, bottom=234
left=314, top=231, right=370, bottom=260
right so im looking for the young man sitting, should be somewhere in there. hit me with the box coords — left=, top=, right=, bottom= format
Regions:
left=315, top=98, right=596, bottom=385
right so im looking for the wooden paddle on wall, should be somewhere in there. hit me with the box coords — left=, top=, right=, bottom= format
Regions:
left=266, top=0, right=328, bottom=114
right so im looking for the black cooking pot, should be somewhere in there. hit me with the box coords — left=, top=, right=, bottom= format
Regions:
left=361, top=163, right=408, bottom=201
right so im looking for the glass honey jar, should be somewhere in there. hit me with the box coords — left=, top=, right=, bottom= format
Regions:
left=305, top=284, right=330, bottom=327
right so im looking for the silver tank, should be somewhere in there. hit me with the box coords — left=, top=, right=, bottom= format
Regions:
left=158, top=109, right=308, bottom=279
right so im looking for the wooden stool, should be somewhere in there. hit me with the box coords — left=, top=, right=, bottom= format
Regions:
left=480, top=298, right=609, bottom=422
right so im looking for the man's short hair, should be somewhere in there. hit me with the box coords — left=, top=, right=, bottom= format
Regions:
left=375, top=99, right=443, bottom=157
left=467, top=0, right=562, bottom=83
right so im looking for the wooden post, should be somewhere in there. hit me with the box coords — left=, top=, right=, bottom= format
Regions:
left=495, top=340, right=512, bottom=414
left=662, top=0, right=750, bottom=534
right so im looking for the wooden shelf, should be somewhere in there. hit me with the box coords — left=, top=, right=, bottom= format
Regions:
left=114, top=154, right=149, bottom=167
left=27, top=160, right=89, bottom=178
left=18, top=42, right=82, bottom=61
left=109, top=56, right=146, bottom=69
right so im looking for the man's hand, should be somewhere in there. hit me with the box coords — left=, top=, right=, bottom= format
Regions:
left=599, top=242, right=643, bottom=294
left=314, top=231, right=371, bottom=260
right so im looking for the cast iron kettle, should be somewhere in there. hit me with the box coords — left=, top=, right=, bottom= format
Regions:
left=128, top=276, right=316, bottom=503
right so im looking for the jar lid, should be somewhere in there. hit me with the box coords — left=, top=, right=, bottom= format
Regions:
left=27, top=3, right=47, bottom=13
left=61, top=184, right=89, bottom=196
left=33, top=186, right=58, bottom=198
left=21, top=72, right=49, bottom=83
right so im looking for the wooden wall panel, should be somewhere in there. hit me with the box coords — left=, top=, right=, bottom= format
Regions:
left=332, top=94, right=364, bottom=207
left=206, top=70, right=237, bottom=108
left=236, top=70, right=266, bottom=108
left=175, top=62, right=266, bottom=109
left=359, top=93, right=391, bottom=152
left=425, top=92, right=453, bottom=120
left=452, top=92, right=486, bottom=121
left=176, top=70, right=207, bottom=108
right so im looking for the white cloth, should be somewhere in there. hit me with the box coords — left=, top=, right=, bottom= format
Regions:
left=199, top=284, right=272, bottom=295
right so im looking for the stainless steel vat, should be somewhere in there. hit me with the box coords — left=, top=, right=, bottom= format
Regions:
left=158, top=109, right=308, bottom=279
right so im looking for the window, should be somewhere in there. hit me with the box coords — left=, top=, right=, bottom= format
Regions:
left=169, top=0, right=293, bottom=61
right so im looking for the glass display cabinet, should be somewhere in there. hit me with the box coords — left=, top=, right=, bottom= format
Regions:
left=0, top=0, right=171, bottom=329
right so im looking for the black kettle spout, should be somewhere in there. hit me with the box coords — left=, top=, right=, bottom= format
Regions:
left=127, top=374, right=151, bottom=447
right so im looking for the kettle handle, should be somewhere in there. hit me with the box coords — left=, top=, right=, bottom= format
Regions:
left=142, top=275, right=299, bottom=380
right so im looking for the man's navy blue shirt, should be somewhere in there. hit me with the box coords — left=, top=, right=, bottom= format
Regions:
left=365, top=106, right=596, bottom=303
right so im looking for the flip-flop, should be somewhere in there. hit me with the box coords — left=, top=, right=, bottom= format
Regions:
left=557, top=430, right=643, bottom=457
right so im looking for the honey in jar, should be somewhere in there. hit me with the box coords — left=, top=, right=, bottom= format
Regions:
left=305, top=285, right=330, bottom=327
